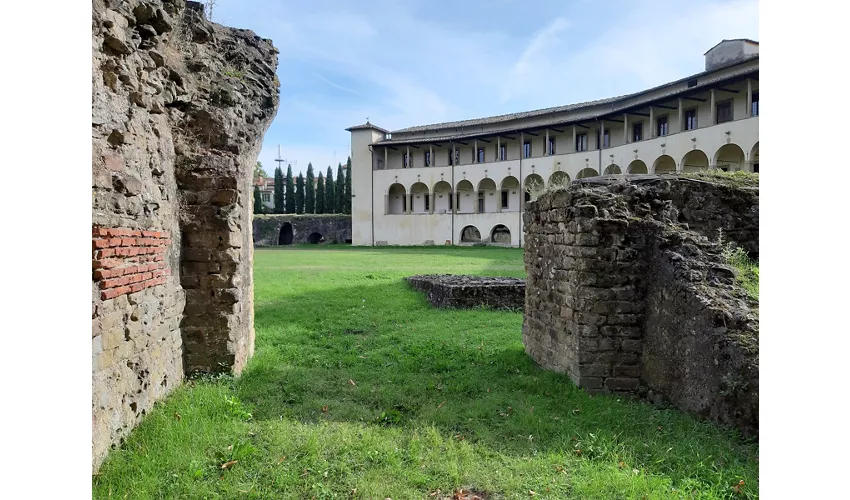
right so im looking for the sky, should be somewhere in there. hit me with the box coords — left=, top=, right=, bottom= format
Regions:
left=210, top=0, right=759, bottom=178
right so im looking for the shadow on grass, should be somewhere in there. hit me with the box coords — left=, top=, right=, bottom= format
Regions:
left=240, top=279, right=756, bottom=472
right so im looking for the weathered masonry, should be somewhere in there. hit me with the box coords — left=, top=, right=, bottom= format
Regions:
left=253, top=214, right=352, bottom=246
left=522, top=174, right=759, bottom=436
left=92, top=0, right=279, bottom=472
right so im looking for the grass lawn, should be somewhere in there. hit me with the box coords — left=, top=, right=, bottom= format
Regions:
left=93, top=246, right=759, bottom=499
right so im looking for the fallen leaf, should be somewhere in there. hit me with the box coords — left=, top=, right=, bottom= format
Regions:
left=278, top=456, right=287, bottom=463
left=618, top=460, right=626, bottom=468
left=220, top=460, right=237, bottom=469
left=574, top=449, right=582, bottom=455
left=529, top=490, right=536, bottom=496
left=437, top=401, right=446, bottom=409
left=349, top=379, right=356, bottom=386
left=174, top=412, right=181, bottom=421
left=732, top=479, right=745, bottom=494
left=530, top=406, right=534, bottom=414
left=487, top=388, right=491, bottom=393
left=322, top=405, right=329, bottom=413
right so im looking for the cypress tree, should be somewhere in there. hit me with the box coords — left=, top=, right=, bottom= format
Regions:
left=316, top=172, right=325, bottom=214
left=284, top=164, right=295, bottom=214
left=295, top=173, right=305, bottom=214
left=305, top=163, right=315, bottom=214
left=325, top=166, right=335, bottom=214
left=344, top=156, right=352, bottom=214
left=336, top=163, right=345, bottom=215
left=273, top=166, right=284, bottom=214
left=253, top=185, right=264, bottom=214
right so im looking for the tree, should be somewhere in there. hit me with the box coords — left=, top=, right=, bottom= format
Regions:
left=253, top=185, right=264, bottom=214
left=273, top=166, right=284, bottom=214
left=305, top=163, right=315, bottom=214
left=344, top=156, right=352, bottom=214
left=295, top=173, right=305, bottom=214
left=316, top=172, right=325, bottom=214
left=284, top=164, right=295, bottom=214
left=325, top=166, right=335, bottom=214
left=254, top=161, right=268, bottom=181
left=336, top=163, right=345, bottom=215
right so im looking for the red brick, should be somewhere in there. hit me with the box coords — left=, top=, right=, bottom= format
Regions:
left=93, top=227, right=109, bottom=237
left=96, top=248, right=116, bottom=259
left=141, top=230, right=155, bottom=237
left=100, top=289, right=119, bottom=300
left=131, top=230, right=143, bottom=237
left=153, top=247, right=167, bottom=255
left=93, top=258, right=122, bottom=270
left=93, top=239, right=110, bottom=249
left=121, top=238, right=136, bottom=246
left=153, top=254, right=164, bottom=261
left=100, top=277, right=119, bottom=289
left=116, top=286, right=132, bottom=296
left=130, top=282, right=145, bottom=293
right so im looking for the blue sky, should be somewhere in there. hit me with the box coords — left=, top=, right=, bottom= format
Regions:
left=211, top=0, right=758, bottom=177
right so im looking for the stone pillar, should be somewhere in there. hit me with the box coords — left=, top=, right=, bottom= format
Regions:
left=746, top=79, right=752, bottom=117
left=572, top=126, right=577, bottom=152
left=406, top=146, right=411, bottom=168
left=624, top=114, right=629, bottom=144
left=600, top=121, right=605, bottom=149
left=520, top=132, right=525, bottom=158
left=474, top=139, right=478, bottom=163
left=429, top=144, right=433, bottom=167
left=649, top=107, right=655, bottom=138
left=678, top=99, right=684, bottom=132
left=545, top=129, right=550, bottom=156
left=497, top=137, right=501, bottom=161
left=710, top=89, right=716, bottom=125
left=384, top=148, right=388, bottom=169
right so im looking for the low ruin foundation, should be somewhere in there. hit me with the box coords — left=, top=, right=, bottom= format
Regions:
left=92, top=0, right=279, bottom=471
left=407, top=274, right=526, bottom=310
left=522, top=174, right=759, bottom=436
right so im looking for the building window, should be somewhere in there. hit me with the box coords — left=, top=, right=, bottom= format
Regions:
left=424, top=194, right=430, bottom=211
left=753, top=163, right=759, bottom=173
left=498, top=144, right=507, bottom=161
left=377, top=159, right=384, bottom=170
left=402, top=153, right=410, bottom=168
left=501, top=190, right=509, bottom=209
left=548, top=137, right=556, bottom=155
left=632, top=122, right=643, bottom=142
left=477, top=148, right=485, bottom=163
left=448, top=150, right=454, bottom=166
left=402, top=196, right=407, bottom=212
left=424, top=151, right=431, bottom=167
left=576, top=133, right=587, bottom=152
left=261, top=193, right=270, bottom=203
left=685, top=109, right=697, bottom=130
left=716, top=101, right=733, bottom=124
left=595, top=130, right=610, bottom=149
left=751, top=91, right=759, bottom=116
left=448, top=193, right=453, bottom=210
left=523, top=141, right=532, bottom=159
left=657, top=115, right=668, bottom=137
left=478, top=192, right=485, bottom=212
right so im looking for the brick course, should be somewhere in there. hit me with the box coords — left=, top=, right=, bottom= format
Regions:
left=93, top=226, right=171, bottom=300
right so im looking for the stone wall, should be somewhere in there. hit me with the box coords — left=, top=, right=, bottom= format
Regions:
left=253, top=214, right=352, bottom=246
left=406, top=274, right=526, bottom=310
left=522, top=175, right=758, bottom=435
left=92, top=0, right=279, bottom=472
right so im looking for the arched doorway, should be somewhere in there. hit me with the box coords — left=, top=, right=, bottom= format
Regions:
left=455, top=180, right=475, bottom=213
left=653, top=155, right=676, bottom=174
left=603, top=164, right=622, bottom=175
left=715, top=143, right=746, bottom=172
left=460, top=225, right=481, bottom=243
left=410, top=182, right=430, bottom=214
left=490, top=224, right=511, bottom=244
left=750, top=142, right=759, bottom=173
left=388, top=183, right=406, bottom=214
left=549, top=170, right=570, bottom=187
left=307, top=232, right=324, bottom=244
left=432, top=181, right=452, bottom=214
left=577, top=168, right=599, bottom=179
left=681, top=150, right=709, bottom=172
left=477, top=178, right=497, bottom=213
left=523, top=173, right=545, bottom=203
left=500, top=176, right=520, bottom=212
left=627, top=160, right=648, bottom=174
left=278, top=222, right=293, bottom=245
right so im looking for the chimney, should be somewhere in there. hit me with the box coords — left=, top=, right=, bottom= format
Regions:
left=704, top=39, right=759, bottom=71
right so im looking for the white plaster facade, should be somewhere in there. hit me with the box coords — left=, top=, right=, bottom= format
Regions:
left=348, top=40, right=759, bottom=248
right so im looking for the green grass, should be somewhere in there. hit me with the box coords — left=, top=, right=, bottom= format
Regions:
left=722, top=244, right=759, bottom=301
left=93, top=246, right=759, bottom=499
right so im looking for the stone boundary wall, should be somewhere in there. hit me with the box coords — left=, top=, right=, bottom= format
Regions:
left=253, top=214, right=352, bottom=246
left=406, top=274, right=526, bottom=310
left=522, top=175, right=758, bottom=435
left=92, top=0, right=279, bottom=472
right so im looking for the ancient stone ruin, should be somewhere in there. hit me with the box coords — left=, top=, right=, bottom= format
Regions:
left=522, top=174, right=759, bottom=436
left=253, top=214, right=352, bottom=246
left=407, top=274, right=526, bottom=310
left=92, top=0, right=279, bottom=472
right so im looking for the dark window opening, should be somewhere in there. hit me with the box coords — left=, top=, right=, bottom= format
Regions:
left=685, top=109, right=697, bottom=130
left=477, top=148, right=485, bottom=163
left=716, top=101, right=733, bottom=124
left=501, top=190, right=509, bottom=209
left=377, top=159, right=384, bottom=170
left=657, top=115, right=668, bottom=136
left=478, top=192, right=485, bottom=212
left=424, top=194, right=430, bottom=211
left=524, top=191, right=531, bottom=203
left=403, top=153, right=410, bottom=168
left=424, top=151, right=431, bottom=167
left=448, top=150, right=453, bottom=166
left=753, top=163, right=759, bottom=173
left=603, top=130, right=610, bottom=148
left=576, top=133, right=587, bottom=152
left=548, top=137, right=556, bottom=155
left=751, top=91, right=759, bottom=116
left=498, top=145, right=507, bottom=161
left=448, top=193, right=453, bottom=210
left=523, top=141, right=532, bottom=158
left=307, top=232, right=324, bottom=244
left=455, top=149, right=460, bottom=165
left=278, top=223, right=293, bottom=245
left=402, top=196, right=407, bottom=212
left=633, top=122, right=643, bottom=142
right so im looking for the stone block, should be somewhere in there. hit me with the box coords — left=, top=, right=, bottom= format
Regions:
left=605, top=377, right=640, bottom=391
